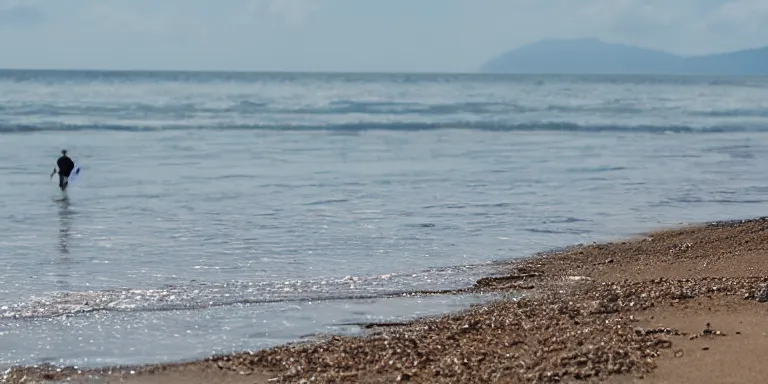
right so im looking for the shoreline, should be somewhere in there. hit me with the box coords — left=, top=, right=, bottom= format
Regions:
left=5, top=217, right=768, bottom=383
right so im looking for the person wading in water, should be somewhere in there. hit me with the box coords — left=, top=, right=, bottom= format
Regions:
left=51, top=149, right=75, bottom=191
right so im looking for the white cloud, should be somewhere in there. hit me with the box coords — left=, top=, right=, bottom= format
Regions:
left=0, top=4, right=44, bottom=27
left=246, top=0, right=317, bottom=26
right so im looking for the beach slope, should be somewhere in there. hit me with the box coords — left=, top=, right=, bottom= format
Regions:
left=5, top=218, right=768, bottom=383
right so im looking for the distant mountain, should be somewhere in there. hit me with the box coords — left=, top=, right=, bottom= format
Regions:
left=480, top=38, right=768, bottom=75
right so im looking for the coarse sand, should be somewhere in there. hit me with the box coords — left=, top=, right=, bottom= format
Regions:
left=5, top=217, right=768, bottom=383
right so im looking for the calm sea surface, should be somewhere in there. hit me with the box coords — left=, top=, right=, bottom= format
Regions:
left=1, top=71, right=768, bottom=368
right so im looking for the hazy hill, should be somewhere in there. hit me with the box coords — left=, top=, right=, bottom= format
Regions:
left=480, top=38, right=768, bottom=75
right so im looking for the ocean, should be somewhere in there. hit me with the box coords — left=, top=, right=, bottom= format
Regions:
left=1, top=70, right=767, bottom=369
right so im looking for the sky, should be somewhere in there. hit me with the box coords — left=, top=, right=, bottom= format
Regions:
left=0, top=0, right=767, bottom=72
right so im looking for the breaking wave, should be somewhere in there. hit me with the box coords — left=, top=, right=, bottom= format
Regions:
left=0, top=264, right=503, bottom=320
left=1, top=121, right=766, bottom=134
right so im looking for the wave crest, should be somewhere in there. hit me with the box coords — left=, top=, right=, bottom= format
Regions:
left=0, top=121, right=762, bottom=134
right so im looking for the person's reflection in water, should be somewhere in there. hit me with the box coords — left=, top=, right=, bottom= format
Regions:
left=57, top=196, right=72, bottom=257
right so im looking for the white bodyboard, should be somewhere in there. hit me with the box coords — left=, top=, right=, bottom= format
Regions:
left=67, top=162, right=82, bottom=184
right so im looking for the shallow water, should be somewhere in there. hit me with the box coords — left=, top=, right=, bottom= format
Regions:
left=1, top=71, right=768, bottom=368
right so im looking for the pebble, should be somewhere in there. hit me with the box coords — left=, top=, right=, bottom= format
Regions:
left=8, top=217, right=768, bottom=384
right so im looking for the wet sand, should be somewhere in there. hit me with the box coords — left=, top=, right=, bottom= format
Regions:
left=5, top=217, right=768, bottom=383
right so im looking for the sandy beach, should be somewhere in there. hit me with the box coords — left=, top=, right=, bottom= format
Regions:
left=5, top=217, right=768, bottom=384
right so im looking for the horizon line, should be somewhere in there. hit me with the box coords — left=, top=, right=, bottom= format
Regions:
left=0, top=67, right=764, bottom=78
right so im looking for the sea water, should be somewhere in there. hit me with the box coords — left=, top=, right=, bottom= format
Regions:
left=1, top=71, right=768, bottom=368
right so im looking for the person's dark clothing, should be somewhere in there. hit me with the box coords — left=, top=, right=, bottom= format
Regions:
left=56, top=155, right=75, bottom=190
left=58, top=174, right=68, bottom=189
left=57, top=156, right=75, bottom=177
